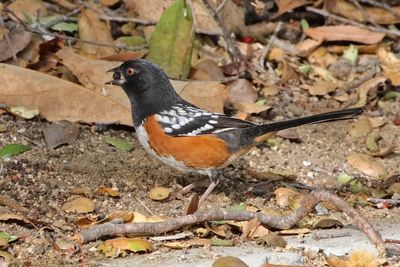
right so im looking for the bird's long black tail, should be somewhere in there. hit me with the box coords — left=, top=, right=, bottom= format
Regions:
left=250, top=107, right=363, bottom=138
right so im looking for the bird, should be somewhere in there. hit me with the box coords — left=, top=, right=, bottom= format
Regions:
left=107, top=59, right=363, bottom=204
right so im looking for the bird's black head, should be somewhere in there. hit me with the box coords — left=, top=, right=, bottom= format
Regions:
left=107, top=59, right=182, bottom=126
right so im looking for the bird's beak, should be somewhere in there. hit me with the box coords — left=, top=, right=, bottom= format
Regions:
left=105, top=66, right=125, bottom=86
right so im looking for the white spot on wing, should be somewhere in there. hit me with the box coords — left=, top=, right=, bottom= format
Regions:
left=164, top=127, right=173, bottom=133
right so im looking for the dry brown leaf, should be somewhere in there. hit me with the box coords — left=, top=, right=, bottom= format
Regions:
left=274, top=187, right=303, bottom=210
left=0, top=24, right=32, bottom=62
left=326, top=249, right=380, bottom=267
left=227, top=79, right=258, bottom=104
left=368, top=116, right=386, bottom=128
left=349, top=116, right=373, bottom=137
left=296, top=38, right=322, bottom=57
left=354, top=76, right=389, bottom=107
left=191, top=59, right=225, bottom=81
left=98, top=185, right=120, bottom=197
left=162, top=238, right=211, bottom=249
left=7, top=0, right=47, bottom=21
left=242, top=219, right=269, bottom=239
left=305, top=26, right=385, bottom=45
left=61, top=196, right=95, bottom=213
left=173, top=80, right=229, bottom=113
left=232, top=102, right=271, bottom=114
left=100, top=0, right=119, bottom=6
left=278, top=228, right=310, bottom=235
left=148, top=187, right=173, bottom=201
left=276, top=0, right=311, bottom=16
left=312, top=216, right=343, bottom=228
left=99, top=238, right=153, bottom=256
left=303, top=79, right=338, bottom=96
left=43, top=120, right=80, bottom=149
left=258, top=231, right=287, bottom=248
left=212, top=256, right=248, bottom=267
left=56, top=48, right=130, bottom=107
left=347, top=152, right=388, bottom=179
left=0, top=63, right=132, bottom=125
left=78, top=6, right=115, bottom=57
left=0, top=213, right=31, bottom=224
left=377, top=47, right=400, bottom=86
left=327, top=0, right=400, bottom=25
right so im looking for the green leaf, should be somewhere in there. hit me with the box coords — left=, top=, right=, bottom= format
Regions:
left=0, top=232, right=18, bottom=242
left=51, top=22, right=78, bottom=33
left=105, top=137, right=134, bottom=152
left=298, top=64, right=312, bottom=75
left=300, top=19, right=309, bottom=30
left=0, top=144, right=31, bottom=158
left=343, top=44, right=358, bottom=64
left=147, top=0, right=194, bottom=79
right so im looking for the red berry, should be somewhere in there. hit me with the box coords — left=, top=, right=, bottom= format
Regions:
left=393, top=118, right=400, bottom=126
left=241, top=36, right=254, bottom=44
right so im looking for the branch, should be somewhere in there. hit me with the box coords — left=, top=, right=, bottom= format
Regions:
left=74, top=189, right=395, bottom=255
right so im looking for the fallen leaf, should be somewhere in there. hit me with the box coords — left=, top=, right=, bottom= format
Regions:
left=0, top=251, right=12, bottom=262
left=0, top=63, right=132, bottom=125
left=0, top=144, right=30, bottom=158
left=0, top=23, right=32, bottom=62
left=296, top=38, right=322, bottom=56
left=274, top=187, right=303, bottom=210
left=43, top=121, right=80, bottom=149
left=327, top=0, right=400, bottom=25
left=78, top=5, right=115, bottom=57
left=0, top=213, right=31, bottom=224
left=242, top=219, right=270, bottom=239
left=349, top=116, right=373, bottom=137
left=162, top=237, right=211, bottom=249
left=326, top=249, right=380, bottom=267
left=149, top=187, right=173, bottom=201
left=232, top=102, right=271, bottom=114
left=7, top=0, right=47, bottom=21
left=101, top=51, right=147, bottom=62
left=278, top=228, right=310, bottom=235
left=56, top=48, right=129, bottom=107
left=210, top=236, right=233, bottom=247
left=257, top=231, right=287, bottom=248
left=377, top=46, right=400, bottom=86
left=98, top=238, right=153, bottom=257
left=337, top=174, right=363, bottom=193
left=61, top=197, right=95, bottom=213
left=303, top=79, right=338, bottom=96
left=312, top=216, right=344, bottom=228
left=147, top=0, right=194, bottom=79
left=227, top=79, right=258, bottom=104
left=212, top=256, right=248, bottom=267
left=173, top=80, right=229, bottom=113
left=98, top=185, right=120, bottom=197
left=191, top=59, right=225, bottom=81
left=276, top=0, right=311, bottom=16
left=347, top=152, right=388, bottom=179
left=105, top=137, right=134, bottom=152
left=9, top=106, right=39, bottom=119
left=305, top=25, right=385, bottom=45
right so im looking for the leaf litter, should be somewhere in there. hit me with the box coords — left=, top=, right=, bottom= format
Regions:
left=0, top=0, right=399, bottom=265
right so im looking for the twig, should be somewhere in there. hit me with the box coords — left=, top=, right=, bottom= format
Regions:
left=306, top=6, right=400, bottom=38
left=367, top=198, right=400, bottom=206
left=43, top=7, right=80, bottom=29
left=349, top=0, right=378, bottom=27
left=0, top=16, right=18, bottom=63
left=202, top=0, right=244, bottom=66
left=216, top=0, right=229, bottom=13
left=99, top=15, right=156, bottom=25
left=4, top=6, right=147, bottom=51
left=74, top=189, right=392, bottom=255
left=259, top=21, right=282, bottom=71
left=358, top=0, right=400, bottom=20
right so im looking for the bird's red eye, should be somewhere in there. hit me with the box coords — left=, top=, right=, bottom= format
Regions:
left=126, top=67, right=135, bottom=76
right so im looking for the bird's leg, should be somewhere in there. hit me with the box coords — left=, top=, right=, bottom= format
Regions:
left=198, top=171, right=220, bottom=207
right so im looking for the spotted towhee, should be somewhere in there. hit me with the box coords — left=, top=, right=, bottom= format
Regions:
left=107, top=59, right=363, bottom=202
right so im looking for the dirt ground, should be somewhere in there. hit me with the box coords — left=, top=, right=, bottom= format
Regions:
left=0, top=99, right=399, bottom=266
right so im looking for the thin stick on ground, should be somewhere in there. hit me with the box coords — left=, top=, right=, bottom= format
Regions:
left=259, top=21, right=282, bottom=71
left=306, top=6, right=400, bottom=38
left=74, top=189, right=397, bottom=255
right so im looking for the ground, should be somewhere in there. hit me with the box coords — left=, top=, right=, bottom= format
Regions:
left=0, top=99, right=399, bottom=266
